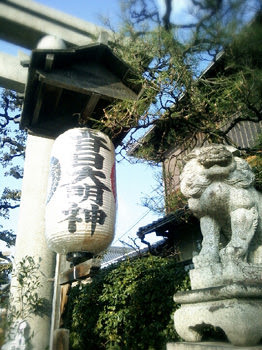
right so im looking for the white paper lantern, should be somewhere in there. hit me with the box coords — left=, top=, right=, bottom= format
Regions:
left=45, top=128, right=117, bottom=256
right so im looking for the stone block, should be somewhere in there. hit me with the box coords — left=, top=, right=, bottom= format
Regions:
left=167, top=342, right=262, bottom=349
left=190, top=262, right=262, bottom=289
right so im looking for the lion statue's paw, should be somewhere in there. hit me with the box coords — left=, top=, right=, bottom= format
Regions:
left=220, top=245, right=247, bottom=264
left=193, top=251, right=220, bottom=268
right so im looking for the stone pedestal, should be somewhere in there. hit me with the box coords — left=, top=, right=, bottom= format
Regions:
left=173, top=282, right=262, bottom=347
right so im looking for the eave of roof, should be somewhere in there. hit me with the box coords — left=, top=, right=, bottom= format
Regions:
left=137, top=207, right=193, bottom=238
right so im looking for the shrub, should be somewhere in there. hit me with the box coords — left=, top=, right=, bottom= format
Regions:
left=63, top=255, right=190, bottom=350
left=246, top=154, right=262, bottom=192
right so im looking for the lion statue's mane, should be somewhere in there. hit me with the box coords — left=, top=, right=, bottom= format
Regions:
left=180, top=144, right=262, bottom=266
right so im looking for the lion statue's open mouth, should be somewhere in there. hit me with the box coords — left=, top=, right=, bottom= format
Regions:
left=198, top=145, right=233, bottom=168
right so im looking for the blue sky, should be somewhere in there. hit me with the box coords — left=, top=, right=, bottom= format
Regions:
left=40, top=0, right=122, bottom=26
left=0, top=0, right=164, bottom=250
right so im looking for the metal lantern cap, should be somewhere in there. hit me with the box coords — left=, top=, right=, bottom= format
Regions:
left=20, top=43, right=142, bottom=145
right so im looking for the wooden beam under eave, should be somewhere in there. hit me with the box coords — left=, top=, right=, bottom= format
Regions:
left=59, top=259, right=101, bottom=285
left=81, top=93, right=100, bottom=120
left=31, top=81, right=44, bottom=126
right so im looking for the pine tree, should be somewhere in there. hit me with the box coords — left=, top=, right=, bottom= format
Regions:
left=0, top=89, right=26, bottom=295
left=101, top=0, right=262, bottom=161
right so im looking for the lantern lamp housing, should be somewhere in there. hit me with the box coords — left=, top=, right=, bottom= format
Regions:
left=45, top=128, right=117, bottom=260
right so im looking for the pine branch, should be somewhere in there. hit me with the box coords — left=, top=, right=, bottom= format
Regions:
left=0, top=229, right=16, bottom=247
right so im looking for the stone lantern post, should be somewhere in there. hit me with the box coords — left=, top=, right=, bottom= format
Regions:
left=6, top=37, right=142, bottom=350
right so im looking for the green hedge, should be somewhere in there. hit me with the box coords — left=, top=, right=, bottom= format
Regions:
left=63, top=255, right=190, bottom=350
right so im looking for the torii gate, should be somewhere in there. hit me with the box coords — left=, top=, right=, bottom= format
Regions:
left=0, top=1, right=111, bottom=349
left=0, top=0, right=111, bottom=92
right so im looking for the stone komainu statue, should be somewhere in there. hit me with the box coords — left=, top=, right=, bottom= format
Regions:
left=180, top=144, right=262, bottom=267
left=174, top=145, right=262, bottom=347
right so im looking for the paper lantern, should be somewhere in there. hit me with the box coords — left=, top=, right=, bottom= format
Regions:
left=45, top=128, right=116, bottom=257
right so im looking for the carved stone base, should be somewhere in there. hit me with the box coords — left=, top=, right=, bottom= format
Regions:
left=173, top=283, right=262, bottom=347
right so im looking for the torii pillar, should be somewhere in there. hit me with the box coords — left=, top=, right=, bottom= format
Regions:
left=11, top=135, right=56, bottom=349
left=6, top=37, right=68, bottom=350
